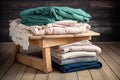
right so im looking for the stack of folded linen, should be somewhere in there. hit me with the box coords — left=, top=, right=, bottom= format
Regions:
left=51, top=40, right=102, bottom=73
left=29, top=20, right=91, bottom=35
left=9, top=6, right=92, bottom=51
left=19, top=6, right=91, bottom=35
left=9, top=6, right=102, bottom=73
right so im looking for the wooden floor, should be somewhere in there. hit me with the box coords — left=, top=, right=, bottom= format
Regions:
left=0, top=42, right=120, bottom=80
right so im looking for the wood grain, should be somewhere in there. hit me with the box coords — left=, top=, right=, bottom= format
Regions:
left=1, top=42, right=120, bottom=80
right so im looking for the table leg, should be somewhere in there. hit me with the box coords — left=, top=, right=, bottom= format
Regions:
left=13, top=43, right=20, bottom=62
left=42, top=47, right=52, bottom=73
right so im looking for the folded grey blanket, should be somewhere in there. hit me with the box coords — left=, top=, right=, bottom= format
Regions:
left=52, top=56, right=98, bottom=65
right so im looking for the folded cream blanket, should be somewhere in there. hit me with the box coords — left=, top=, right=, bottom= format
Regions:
left=30, top=20, right=91, bottom=35
left=52, top=45, right=101, bottom=54
left=9, top=19, right=91, bottom=51
left=58, top=40, right=92, bottom=49
left=51, top=51, right=96, bottom=60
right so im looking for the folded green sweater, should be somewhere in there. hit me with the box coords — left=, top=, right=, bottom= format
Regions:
left=19, top=6, right=91, bottom=26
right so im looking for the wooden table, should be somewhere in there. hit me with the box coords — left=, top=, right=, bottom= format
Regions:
left=13, top=31, right=100, bottom=73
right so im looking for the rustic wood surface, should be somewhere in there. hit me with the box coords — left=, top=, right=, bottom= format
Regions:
left=14, top=31, right=98, bottom=73
left=0, top=42, right=120, bottom=80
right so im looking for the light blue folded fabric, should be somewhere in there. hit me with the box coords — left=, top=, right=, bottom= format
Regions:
left=52, top=56, right=98, bottom=65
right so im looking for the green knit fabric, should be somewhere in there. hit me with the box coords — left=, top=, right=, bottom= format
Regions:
left=19, top=6, right=91, bottom=26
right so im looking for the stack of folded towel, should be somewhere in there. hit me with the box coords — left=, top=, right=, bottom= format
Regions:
left=51, top=40, right=102, bottom=73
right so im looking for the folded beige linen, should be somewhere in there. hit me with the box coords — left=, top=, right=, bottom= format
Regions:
left=58, top=40, right=92, bottom=49
left=30, top=20, right=91, bottom=35
left=46, top=20, right=77, bottom=27
left=51, top=51, right=96, bottom=60
left=52, top=45, right=101, bottom=54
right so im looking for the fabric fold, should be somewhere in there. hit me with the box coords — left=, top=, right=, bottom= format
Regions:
left=52, top=45, right=101, bottom=54
left=58, top=40, right=92, bottom=49
left=9, top=19, right=33, bottom=50
left=52, top=56, right=98, bottom=65
left=19, top=6, right=91, bottom=26
left=51, top=51, right=96, bottom=60
left=52, top=61, right=102, bottom=73
left=9, top=19, right=92, bottom=50
left=30, top=21, right=91, bottom=35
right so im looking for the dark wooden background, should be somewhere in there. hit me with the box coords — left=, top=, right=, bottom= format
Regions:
left=0, top=0, right=120, bottom=42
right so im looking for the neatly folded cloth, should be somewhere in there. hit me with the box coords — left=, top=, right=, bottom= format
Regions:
left=19, top=6, right=91, bottom=26
left=58, top=40, right=92, bottom=49
left=30, top=21, right=91, bottom=35
left=52, top=56, right=98, bottom=65
left=51, top=51, right=96, bottom=60
left=52, top=45, right=101, bottom=54
left=52, top=61, right=102, bottom=73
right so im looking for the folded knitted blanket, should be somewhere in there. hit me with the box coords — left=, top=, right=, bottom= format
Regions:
left=9, top=19, right=91, bottom=50
left=19, top=6, right=91, bottom=26
left=52, top=61, right=102, bottom=73
left=9, top=19, right=33, bottom=50
left=47, top=20, right=77, bottom=27
left=30, top=20, right=91, bottom=35
left=51, top=51, right=96, bottom=60
left=52, top=56, right=98, bottom=65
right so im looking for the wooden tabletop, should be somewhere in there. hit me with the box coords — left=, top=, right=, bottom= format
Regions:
left=29, top=31, right=100, bottom=39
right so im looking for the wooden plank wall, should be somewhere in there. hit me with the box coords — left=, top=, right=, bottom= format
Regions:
left=0, top=0, right=120, bottom=42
